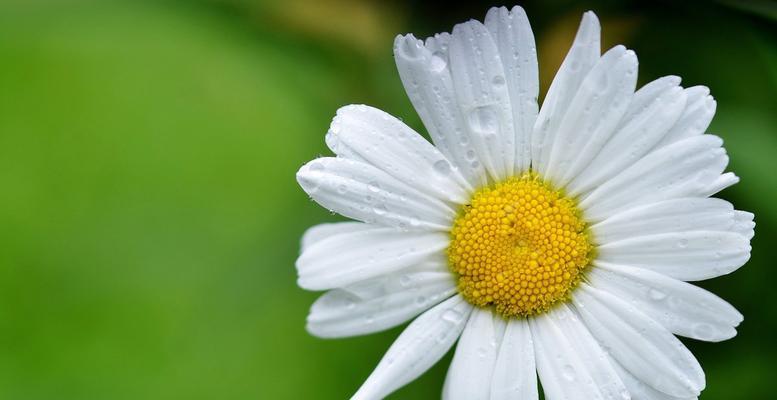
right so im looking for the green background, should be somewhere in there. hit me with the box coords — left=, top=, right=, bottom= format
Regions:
left=0, top=0, right=774, bottom=398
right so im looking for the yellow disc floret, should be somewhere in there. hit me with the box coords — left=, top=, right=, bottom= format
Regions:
left=448, top=173, right=594, bottom=318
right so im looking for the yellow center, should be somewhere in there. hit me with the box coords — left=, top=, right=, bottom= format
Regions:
left=448, top=173, right=594, bottom=318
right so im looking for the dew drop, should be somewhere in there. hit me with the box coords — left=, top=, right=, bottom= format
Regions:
left=468, top=105, right=499, bottom=136
left=373, top=204, right=388, bottom=216
left=368, top=181, right=381, bottom=192
left=433, top=159, right=452, bottom=175
left=430, top=53, right=447, bottom=73
left=561, top=365, right=576, bottom=381
left=692, top=323, right=715, bottom=340
left=648, top=288, right=667, bottom=301
left=491, top=75, right=505, bottom=86
left=442, top=309, right=464, bottom=323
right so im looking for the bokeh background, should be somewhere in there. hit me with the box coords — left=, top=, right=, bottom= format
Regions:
left=0, top=0, right=775, bottom=398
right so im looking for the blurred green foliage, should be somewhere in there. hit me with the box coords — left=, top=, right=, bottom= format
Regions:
left=0, top=0, right=774, bottom=399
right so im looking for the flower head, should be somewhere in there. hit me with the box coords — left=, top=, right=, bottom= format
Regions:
left=296, top=6, right=753, bottom=400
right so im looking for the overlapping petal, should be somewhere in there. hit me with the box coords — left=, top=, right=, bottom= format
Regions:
left=352, top=295, right=473, bottom=400
left=307, top=261, right=456, bottom=338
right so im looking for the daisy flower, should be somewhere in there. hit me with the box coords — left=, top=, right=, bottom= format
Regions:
left=295, top=6, right=754, bottom=400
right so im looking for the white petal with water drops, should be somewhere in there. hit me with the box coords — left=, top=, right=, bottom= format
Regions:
left=297, top=157, right=455, bottom=231
left=589, top=264, right=743, bottom=342
left=351, top=295, right=473, bottom=400
left=573, top=284, right=705, bottom=398
left=532, top=11, right=600, bottom=174
left=300, top=221, right=375, bottom=251
left=484, top=5, right=539, bottom=173
left=655, top=86, right=716, bottom=148
left=449, top=20, right=516, bottom=181
left=443, top=308, right=504, bottom=400
left=590, top=197, right=750, bottom=244
left=530, top=304, right=627, bottom=400
left=393, top=34, right=488, bottom=188
left=307, top=264, right=457, bottom=338
left=596, top=231, right=750, bottom=281
left=543, top=45, right=638, bottom=187
left=327, top=104, right=472, bottom=203
left=489, top=319, right=538, bottom=400
left=296, top=226, right=448, bottom=290
left=568, top=76, right=686, bottom=195
left=580, top=135, right=730, bottom=222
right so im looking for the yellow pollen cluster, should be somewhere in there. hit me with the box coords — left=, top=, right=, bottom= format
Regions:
left=448, top=173, right=594, bottom=318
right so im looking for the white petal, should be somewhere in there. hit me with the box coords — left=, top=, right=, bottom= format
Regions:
left=612, top=360, right=694, bottom=400
left=568, top=77, right=687, bottom=196
left=573, top=284, right=705, bottom=398
left=352, top=295, right=474, bottom=400
left=699, top=171, right=739, bottom=197
left=656, top=86, right=716, bottom=148
left=530, top=304, right=628, bottom=400
left=300, top=221, right=374, bottom=251
left=327, top=104, right=472, bottom=203
left=580, top=135, right=729, bottom=222
left=533, top=11, right=600, bottom=174
left=544, top=45, right=638, bottom=187
left=307, top=265, right=457, bottom=338
left=589, top=264, right=743, bottom=342
left=484, top=5, right=539, bottom=173
left=596, top=231, right=751, bottom=281
left=297, top=157, right=455, bottom=230
left=296, top=226, right=448, bottom=290
left=733, top=210, right=756, bottom=239
left=394, top=34, right=488, bottom=188
left=489, top=319, right=538, bottom=400
left=448, top=20, right=516, bottom=181
left=590, top=197, right=742, bottom=244
left=443, top=308, right=504, bottom=400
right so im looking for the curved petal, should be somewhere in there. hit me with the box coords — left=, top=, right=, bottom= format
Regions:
left=307, top=265, right=457, bottom=338
left=568, top=77, right=687, bottom=196
left=484, top=5, right=539, bottom=173
left=544, top=45, right=638, bottom=187
left=596, top=231, right=751, bottom=281
left=352, top=295, right=473, bottom=400
left=590, top=197, right=749, bottom=244
left=443, top=308, right=504, bottom=400
left=297, top=157, right=455, bottom=230
left=489, top=319, right=538, bottom=400
left=296, top=226, right=448, bottom=290
left=327, top=104, right=472, bottom=203
left=612, top=360, right=695, bottom=400
left=394, top=34, right=488, bottom=187
left=533, top=11, right=600, bottom=174
left=589, top=264, right=743, bottom=342
left=580, top=135, right=729, bottom=222
left=655, top=86, right=716, bottom=148
left=530, top=304, right=628, bottom=400
left=449, top=20, right=516, bottom=181
left=699, top=171, right=739, bottom=197
left=300, top=221, right=374, bottom=251
left=573, top=284, right=705, bottom=398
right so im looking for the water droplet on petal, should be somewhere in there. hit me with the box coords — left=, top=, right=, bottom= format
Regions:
left=430, top=52, right=447, bottom=73
left=433, top=159, right=451, bottom=175
left=561, top=365, right=576, bottom=381
left=648, top=288, right=667, bottom=301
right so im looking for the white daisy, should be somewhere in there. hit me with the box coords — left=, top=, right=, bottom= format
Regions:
left=296, top=6, right=754, bottom=400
